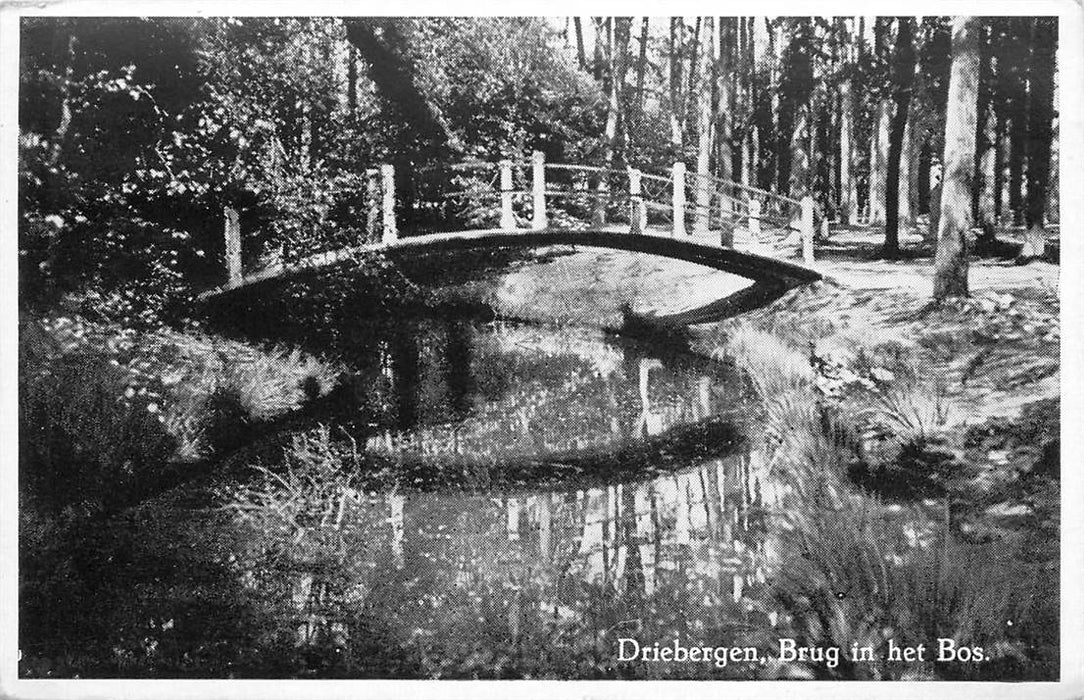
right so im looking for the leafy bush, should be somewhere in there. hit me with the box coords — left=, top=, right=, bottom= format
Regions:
left=20, top=351, right=177, bottom=513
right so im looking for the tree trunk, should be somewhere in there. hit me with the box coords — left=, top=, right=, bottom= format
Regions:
left=971, top=23, right=991, bottom=225
left=752, top=18, right=775, bottom=191
left=694, top=18, right=716, bottom=234
left=976, top=105, right=998, bottom=234
left=717, top=17, right=734, bottom=183
left=899, top=117, right=917, bottom=225
left=868, top=18, right=891, bottom=225
left=994, top=115, right=1007, bottom=223
left=884, top=17, right=915, bottom=256
left=669, top=18, right=685, bottom=156
left=595, top=17, right=629, bottom=226
left=346, top=44, right=358, bottom=114
left=1008, top=114, right=1026, bottom=224
left=839, top=55, right=855, bottom=225
left=634, top=17, right=649, bottom=128
left=869, top=101, right=891, bottom=224
left=1021, top=17, right=1056, bottom=260
left=574, top=17, right=587, bottom=71
left=933, top=17, right=981, bottom=300
left=342, top=18, right=451, bottom=163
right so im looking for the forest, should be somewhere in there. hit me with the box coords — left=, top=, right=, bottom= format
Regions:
left=15, top=16, right=1062, bottom=682
left=19, top=16, right=1059, bottom=313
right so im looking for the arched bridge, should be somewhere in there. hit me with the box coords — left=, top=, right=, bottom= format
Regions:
left=199, top=153, right=825, bottom=323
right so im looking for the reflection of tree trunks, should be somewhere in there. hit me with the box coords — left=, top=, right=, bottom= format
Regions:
left=579, top=488, right=606, bottom=581
left=703, top=458, right=724, bottom=537
left=621, top=482, right=643, bottom=600
left=674, top=473, right=691, bottom=545
left=610, top=484, right=624, bottom=582
left=391, top=331, right=418, bottom=430
left=444, top=320, right=472, bottom=421
left=718, top=458, right=732, bottom=544
left=390, top=492, right=405, bottom=568
left=507, top=497, right=520, bottom=541
left=537, top=494, right=552, bottom=560
left=696, top=376, right=712, bottom=420
left=637, top=482, right=658, bottom=595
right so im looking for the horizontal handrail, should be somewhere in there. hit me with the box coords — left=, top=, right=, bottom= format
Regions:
left=545, top=163, right=629, bottom=178
left=687, top=172, right=804, bottom=208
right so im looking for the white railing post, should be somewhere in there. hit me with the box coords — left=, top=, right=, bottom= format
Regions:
left=800, top=195, right=815, bottom=264
left=532, top=151, right=547, bottom=230
left=748, top=197, right=761, bottom=237
left=499, top=159, right=515, bottom=229
left=224, top=206, right=241, bottom=286
left=718, top=193, right=734, bottom=248
left=365, top=167, right=381, bottom=244
left=381, top=163, right=397, bottom=244
left=671, top=162, right=686, bottom=237
left=628, top=168, right=645, bottom=234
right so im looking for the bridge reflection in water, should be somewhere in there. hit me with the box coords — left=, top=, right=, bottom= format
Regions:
left=228, top=316, right=792, bottom=674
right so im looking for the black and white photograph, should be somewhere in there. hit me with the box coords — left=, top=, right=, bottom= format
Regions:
left=1, top=4, right=1080, bottom=696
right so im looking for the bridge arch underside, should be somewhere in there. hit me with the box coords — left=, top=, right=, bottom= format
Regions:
left=205, top=229, right=822, bottom=327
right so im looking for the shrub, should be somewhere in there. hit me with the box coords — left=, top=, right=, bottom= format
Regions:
left=19, top=351, right=177, bottom=513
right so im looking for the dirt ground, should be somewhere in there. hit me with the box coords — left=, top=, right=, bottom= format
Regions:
left=464, top=225, right=1059, bottom=425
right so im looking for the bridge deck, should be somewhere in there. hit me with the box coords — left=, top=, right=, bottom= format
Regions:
left=197, top=225, right=820, bottom=305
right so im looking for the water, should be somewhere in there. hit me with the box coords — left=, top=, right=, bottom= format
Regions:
left=216, top=316, right=786, bottom=678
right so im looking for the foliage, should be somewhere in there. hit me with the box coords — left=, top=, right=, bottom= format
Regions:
left=20, top=313, right=341, bottom=465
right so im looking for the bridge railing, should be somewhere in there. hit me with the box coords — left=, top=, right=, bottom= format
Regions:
left=682, top=172, right=817, bottom=262
left=217, top=152, right=819, bottom=289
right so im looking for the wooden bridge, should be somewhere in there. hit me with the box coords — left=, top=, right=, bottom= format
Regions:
left=199, top=152, right=825, bottom=318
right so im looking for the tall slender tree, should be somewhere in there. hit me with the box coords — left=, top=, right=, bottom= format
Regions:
left=933, top=17, right=981, bottom=299
left=1021, top=16, right=1057, bottom=260
left=884, top=17, right=915, bottom=256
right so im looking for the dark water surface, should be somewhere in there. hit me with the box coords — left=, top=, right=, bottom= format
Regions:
left=21, top=305, right=808, bottom=680
left=214, top=315, right=788, bottom=678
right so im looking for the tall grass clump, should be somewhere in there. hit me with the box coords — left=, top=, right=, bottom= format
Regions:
left=774, top=493, right=1054, bottom=680
left=222, top=426, right=375, bottom=569
left=717, top=326, right=813, bottom=399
